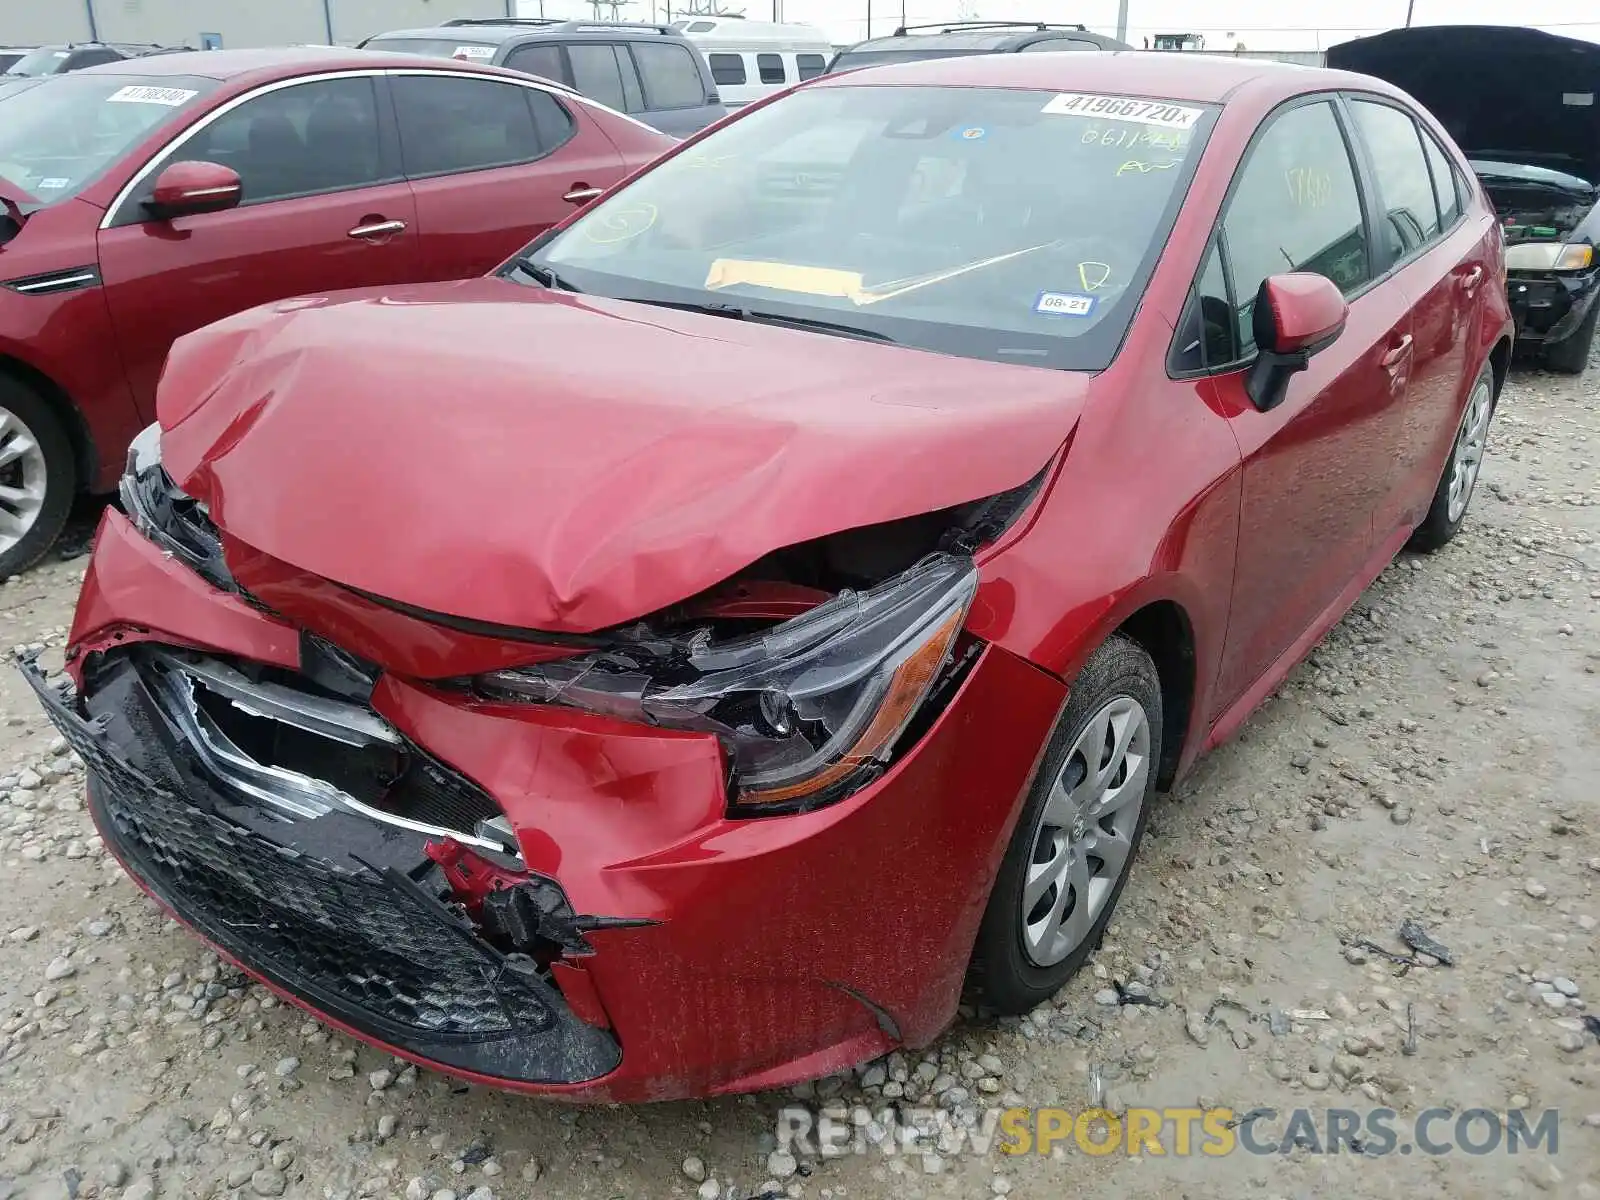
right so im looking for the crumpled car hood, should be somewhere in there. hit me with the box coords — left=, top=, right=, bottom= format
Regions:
left=157, top=278, right=1087, bottom=633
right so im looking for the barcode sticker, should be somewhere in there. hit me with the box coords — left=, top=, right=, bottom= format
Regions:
left=1042, top=93, right=1203, bottom=129
left=106, top=85, right=198, bottom=106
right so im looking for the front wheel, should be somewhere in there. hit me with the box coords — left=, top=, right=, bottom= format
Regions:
left=1543, top=300, right=1598, bottom=375
left=971, top=634, right=1162, bottom=1015
left=0, top=377, right=76, bottom=580
left=1408, top=360, right=1495, bottom=553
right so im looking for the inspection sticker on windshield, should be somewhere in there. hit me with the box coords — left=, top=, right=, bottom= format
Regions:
left=1035, top=291, right=1097, bottom=317
left=106, top=85, right=198, bottom=106
left=1042, top=93, right=1202, bottom=129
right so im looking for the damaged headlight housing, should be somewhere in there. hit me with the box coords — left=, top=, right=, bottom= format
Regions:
left=478, top=554, right=978, bottom=813
left=119, top=422, right=232, bottom=588
left=1503, top=241, right=1594, bottom=272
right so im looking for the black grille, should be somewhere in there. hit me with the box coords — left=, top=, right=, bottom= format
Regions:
left=17, top=657, right=620, bottom=1083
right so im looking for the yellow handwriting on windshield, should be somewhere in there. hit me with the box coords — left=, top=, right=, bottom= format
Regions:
left=1115, top=159, right=1181, bottom=177
left=704, top=244, right=1055, bottom=307
left=1077, top=262, right=1113, bottom=291
left=583, top=202, right=658, bottom=244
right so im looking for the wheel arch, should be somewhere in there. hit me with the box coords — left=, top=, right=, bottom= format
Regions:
left=1114, top=599, right=1197, bottom=792
left=0, top=352, right=95, bottom=491
left=1486, top=334, right=1511, bottom=398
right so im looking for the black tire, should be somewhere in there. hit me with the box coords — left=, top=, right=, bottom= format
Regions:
left=971, top=634, right=1162, bottom=1015
left=1543, top=300, right=1598, bottom=376
left=0, top=375, right=76, bottom=581
left=1409, top=360, right=1496, bottom=553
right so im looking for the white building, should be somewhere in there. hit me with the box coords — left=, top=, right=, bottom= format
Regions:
left=0, top=0, right=523, bottom=50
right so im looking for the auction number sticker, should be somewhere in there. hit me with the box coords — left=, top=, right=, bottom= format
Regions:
left=107, top=85, right=198, bottom=106
left=453, top=45, right=496, bottom=60
left=1042, top=93, right=1202, bottom=130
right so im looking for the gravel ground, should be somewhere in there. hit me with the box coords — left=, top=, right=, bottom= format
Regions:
left=1, top=359, right=1597, bottom=1200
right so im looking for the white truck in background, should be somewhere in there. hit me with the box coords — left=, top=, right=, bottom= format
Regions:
left=672, top=18, right=833, bottom=106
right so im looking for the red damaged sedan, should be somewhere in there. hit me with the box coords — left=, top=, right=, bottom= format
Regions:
left=22, top=53, right=1511, bottom=1101
left=0, top=47, right=670, bottom=578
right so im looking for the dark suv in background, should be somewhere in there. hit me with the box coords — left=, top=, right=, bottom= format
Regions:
left=361, top=18, right=725, bottom=135
left=3, top=42, right=185, bottom=76
left=827, top=21, right=1131, bottom=73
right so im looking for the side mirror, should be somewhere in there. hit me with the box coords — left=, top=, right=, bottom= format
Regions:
left=1244, top=272, right=1347, bottom=412
left=142, top=161, right=242, bottom=221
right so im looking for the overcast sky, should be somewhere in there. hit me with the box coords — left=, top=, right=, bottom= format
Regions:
left=520, top=0, right=1600, bottom=49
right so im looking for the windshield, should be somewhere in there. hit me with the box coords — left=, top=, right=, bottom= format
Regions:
left=526, top=84, right=1213, bottom=370
left=4, top=47, right=76, bottom=77
left=0, top=73, right=216, bottom=204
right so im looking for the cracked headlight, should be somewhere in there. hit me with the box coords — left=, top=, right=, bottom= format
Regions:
left=1503, top=242, right=1594, bottom=271
left=478, top=554, right=979, bottom=813
left=119, top=422, right=231, bottom=588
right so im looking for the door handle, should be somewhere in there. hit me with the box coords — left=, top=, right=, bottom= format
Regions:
left=1459, top=265, right=1484, bottom=291
left=563, top=185, right=604, bottom=204
left=1380, top=334, right=1413, bottom=369
left=348, top=219, right=407, bottom=240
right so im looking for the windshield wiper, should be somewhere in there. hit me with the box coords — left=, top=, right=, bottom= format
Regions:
left=630, top=298, right=895, bottom=344
left=506, top=255, right=580, bottom=293
left=0, top=192, right=28, bottom=232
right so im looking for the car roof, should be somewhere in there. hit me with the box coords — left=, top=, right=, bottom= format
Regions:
left=68, top=45, right=544, bottom=84
left=817, top=49, right=1385, bottom=105
left=843, top=27, right=1122, bottom=52
left=371, top=20, right=688, bottom=43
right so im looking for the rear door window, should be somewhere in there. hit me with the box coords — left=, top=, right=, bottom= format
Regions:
left=630, top=41, right=705, bottom=109
left=504, top=43, right=566, bottom=85
left=756, top=53, right=786, bottom=84
left=391, top=75, right=550, bottom=177
left=1349, top=98, right=1441, bottom=260
left=1420, top=130, right=1463, bottom=228
left=1222, top=99, right=1371, bottom=354
left=796, top=53, right=827, bottom=80
left=567, top=43, right=628, bottom=111
left=708, top=52, right=746, bottom=85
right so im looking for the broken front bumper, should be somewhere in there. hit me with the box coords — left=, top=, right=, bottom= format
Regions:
left=1506, top=266, right=1600, bottom=345
left=21, top=654, right=623, bottom=1086
left=43, top=508, right=1066, bottom=1101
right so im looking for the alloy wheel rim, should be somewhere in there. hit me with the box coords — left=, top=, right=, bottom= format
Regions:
left=1446, top=379, right=1493, bottom=524
left=0, top=405, right=48, bottom=556
left=1021, top=695, right=1151, bottom=968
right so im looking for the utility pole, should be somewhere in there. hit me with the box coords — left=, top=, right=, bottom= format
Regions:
left=1404, top=0, right=1416, bottom=25
left=865, top=0, right=871, bottom=39
left=1116, top=0, right=1128, bottom=43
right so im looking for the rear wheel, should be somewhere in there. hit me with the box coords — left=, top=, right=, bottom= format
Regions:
left=1409, top=361, right=1495, bottom=553
left=0, top=377, right=75, bottom=580
left=1543, top=300, right=1598, bottom=375
left=972, top=634, right=1161, bottom=1014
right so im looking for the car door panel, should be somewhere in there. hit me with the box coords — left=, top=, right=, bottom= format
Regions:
left=1215, top=283, right=1412, bottom=709
left=390, top=74, right=628, bottom=282
left=1209, top=99, right=1412, bottom=713
left=1344, top=97, right=1485, bottom=539
left=98, top=185, right=420, bottom=412
left=96, top=75, right=420, bottom=414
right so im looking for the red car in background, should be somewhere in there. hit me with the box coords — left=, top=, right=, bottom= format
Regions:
left=25, top=53, right=1510, bottom=1102
left=0, top=47, right=672, bottom=578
